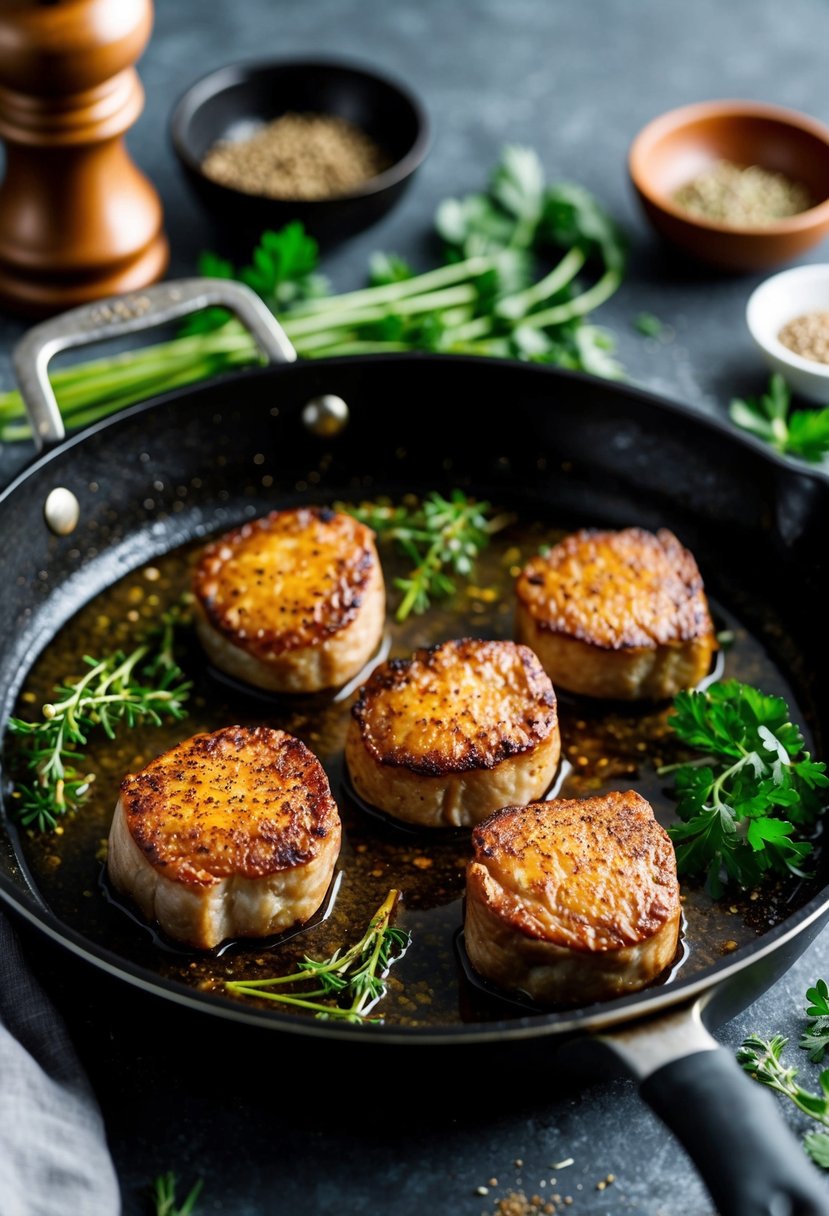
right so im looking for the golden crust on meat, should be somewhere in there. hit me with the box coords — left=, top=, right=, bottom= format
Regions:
left=117, top=725, right=340, bottom=886
left=515, top=527, right=716, bottom=700
left=345, top=638, right=561, bottom=828
left=108, top=725, right=342, bottom=950
left=351, top=638, right=558, bottom=773
left=192, top=506, right=385, bottom=692
left=464, top=790, right=681, bottom=1004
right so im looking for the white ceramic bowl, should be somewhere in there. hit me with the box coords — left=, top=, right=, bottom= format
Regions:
left=746, top=263, right=829, bottom=403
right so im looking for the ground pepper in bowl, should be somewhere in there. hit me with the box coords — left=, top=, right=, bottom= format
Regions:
left=778, top=309, right=829, bottom=364
left=672, top=160, right=813, bottom=227
left=200, top=111, right=391, bottom=200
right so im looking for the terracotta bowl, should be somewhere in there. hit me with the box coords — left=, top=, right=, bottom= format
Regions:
left=629, top=100, right=829, bottom=271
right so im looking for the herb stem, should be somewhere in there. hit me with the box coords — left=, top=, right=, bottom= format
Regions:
left=8, top=613, right=191, bottom=831
left=225, top=890, right=406, bottom=1022
left=286, top=254, right=496, bottom=316
left=496, top=245, right=586, bottom=318
left=282, top=283, right=479, bottom=337
left=522, top=268, right=622, bottom=328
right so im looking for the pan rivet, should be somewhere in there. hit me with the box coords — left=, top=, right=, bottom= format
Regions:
left=43, top=487, right=80, bottom=536
left=301, top=394, right=349, bottom=437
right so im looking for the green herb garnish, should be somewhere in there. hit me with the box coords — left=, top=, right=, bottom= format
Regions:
left=225, top=889, right=409, bottom=1023
left=804, top=1132, right=829, bottom=1169
left=738, top=979, right=829, bottom=1169
left=801, top=979, right=829, bottom=1064
left=343, top=490, right=504, bottom=621
left=739, top=1033, right=829, bottom=1132
left=0, top=147, right=627, bottom=442
left=633, top=311, right=664, bottom=337
left=729, top=373, right=829, bottom=463
left=153, top=1172, right=203, bottom=1216
left=7, top=608, right=191, bottom=832
left=662, top=680, right=827, bottom=897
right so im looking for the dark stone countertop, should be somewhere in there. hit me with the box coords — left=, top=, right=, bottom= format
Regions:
left=2, top=2, right=829, bottom=1213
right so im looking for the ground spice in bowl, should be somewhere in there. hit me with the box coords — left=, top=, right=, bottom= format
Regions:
left=672, top=159, right=813, bottom=227
left=200, top=111, right=391, bottom=200
left=778, top=309, right=829, bottom=363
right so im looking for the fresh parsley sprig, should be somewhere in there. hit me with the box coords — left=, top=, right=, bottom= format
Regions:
left=729, top=373, right=829, bottom=463
left=662, top=680, right=827, bottom=897
left=225, top=890, right=409, bottom=1023
left=8, top=608, right=191, bottom=832
left=343, top=490, right=503, bottom=621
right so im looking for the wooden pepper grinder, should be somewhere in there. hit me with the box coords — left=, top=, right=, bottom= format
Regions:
left=0, top=0, right=168, bottom=317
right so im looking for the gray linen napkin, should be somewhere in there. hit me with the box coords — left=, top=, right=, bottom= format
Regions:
left=0, top=910, right=120, bottom=1216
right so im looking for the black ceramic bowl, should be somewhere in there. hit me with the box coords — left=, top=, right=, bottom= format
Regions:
left=169, top=57, right=431, bottom=249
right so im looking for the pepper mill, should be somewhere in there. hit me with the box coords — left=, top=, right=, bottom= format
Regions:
left=0, top=0, right=168, bottom=317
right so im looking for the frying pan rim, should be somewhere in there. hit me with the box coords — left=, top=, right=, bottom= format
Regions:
left=1, top=352, right=827, bottom=1044
left=0, top=351, right=825, bottom=500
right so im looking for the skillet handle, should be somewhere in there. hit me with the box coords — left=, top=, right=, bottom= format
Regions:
left=604, top=1002, right=829, bottom=1216
left=12, top=277, right=297, bottom=451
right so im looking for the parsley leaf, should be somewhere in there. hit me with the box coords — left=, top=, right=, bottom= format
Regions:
left=541, top=180, right=627, bottom=274
left=805, top=1132, right=829, bottom=1169
left=807, top=980, right=829, bottom=1018
left=491, top=144, right=546, bottom=230
left=664, top=680, right=828, bottom=895
left=178, top=224, right=326, bottom=338
left=369, top=251, right=415, bottom=286
left=237, top=222, right=328, bottom=307
left=729, top=373, right=829, bottom=462
left=800, top=979, right=829, bottom=1064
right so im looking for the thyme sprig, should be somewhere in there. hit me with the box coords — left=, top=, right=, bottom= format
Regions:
left=344, top=490, right=506, bottom=621
left=740, top=979, right=829, bottom=1169
left=225, top=889, right=409, bottom=1023
left=738, top=1032, right=829, bottom=1168
left=7, top=607, right=191, bottom=832
left=738, top=1033, right=829, bottom=1127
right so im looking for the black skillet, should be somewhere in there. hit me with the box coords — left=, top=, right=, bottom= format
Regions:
left=1, top=279, right=828, bottom=1216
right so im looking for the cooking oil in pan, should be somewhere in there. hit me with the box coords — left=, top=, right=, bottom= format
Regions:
left=5, top=515, right=822, bottom=1028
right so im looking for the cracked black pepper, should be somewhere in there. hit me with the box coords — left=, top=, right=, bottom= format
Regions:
left=200, top=111, right=390, bottom=200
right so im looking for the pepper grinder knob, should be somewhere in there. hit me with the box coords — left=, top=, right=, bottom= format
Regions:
left=0, top=0, right=168, bottom=317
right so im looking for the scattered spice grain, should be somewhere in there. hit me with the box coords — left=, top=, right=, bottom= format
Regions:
left=778, top=310, right=829, bottom=364
left=671, top=160, right=813, bottom=227
left=487, top=1191, right=556, bottom=1216
left=200, top=111, right=390, bottom=200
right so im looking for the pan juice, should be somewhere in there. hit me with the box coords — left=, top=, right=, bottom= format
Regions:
left=8, top=512, right=821, bottom=1028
